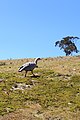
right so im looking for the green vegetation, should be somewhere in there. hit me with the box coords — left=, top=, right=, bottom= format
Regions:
left=0, top=57, right=80, bottom=119
left=55, top=36, right=79, bottom=56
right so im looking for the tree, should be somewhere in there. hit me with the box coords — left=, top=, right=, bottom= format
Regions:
left=55, top=36, right=80, bottom=56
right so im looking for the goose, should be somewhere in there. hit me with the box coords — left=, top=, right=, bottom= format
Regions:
left=18, top=58, right=41, bottom=77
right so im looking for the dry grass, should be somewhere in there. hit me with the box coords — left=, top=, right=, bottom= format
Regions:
left=0, top=56, right=80, bottom=120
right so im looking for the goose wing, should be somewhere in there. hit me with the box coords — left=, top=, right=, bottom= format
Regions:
left=18, top=62, right=30, bottom=72
left=18, top=62, right=36, bottom=72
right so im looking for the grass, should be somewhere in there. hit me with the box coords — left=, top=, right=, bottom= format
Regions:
left=0, top=56, right=80, bottom=119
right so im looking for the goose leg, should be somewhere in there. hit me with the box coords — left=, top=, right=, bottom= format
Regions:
left=25, top=71, right=27, bottom=77
left=31, top=70, right=35, bottom=76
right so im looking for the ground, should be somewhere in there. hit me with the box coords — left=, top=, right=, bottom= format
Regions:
left=0, top=56, right=80, bottom=120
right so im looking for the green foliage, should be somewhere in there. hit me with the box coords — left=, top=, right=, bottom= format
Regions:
left=55, top=36, right=79, bottom=56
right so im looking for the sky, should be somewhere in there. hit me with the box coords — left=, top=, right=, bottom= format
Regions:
left=0, top=0, right=80, bottom=59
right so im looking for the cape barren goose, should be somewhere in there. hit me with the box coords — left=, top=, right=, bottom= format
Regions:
left=18, top=58, right=41, bottom=77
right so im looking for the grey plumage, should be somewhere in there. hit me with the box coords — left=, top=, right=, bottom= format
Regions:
left=18, top=58, right=41, bottom=77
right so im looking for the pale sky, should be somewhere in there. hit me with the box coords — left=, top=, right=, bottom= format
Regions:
left=0, top=0, right=80, bottom=59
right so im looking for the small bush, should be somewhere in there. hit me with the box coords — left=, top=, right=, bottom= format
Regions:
left=0, top=62, right=6, bottom=66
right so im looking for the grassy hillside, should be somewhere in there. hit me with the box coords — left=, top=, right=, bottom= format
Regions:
left=0, top=56, right=80, bottom=120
